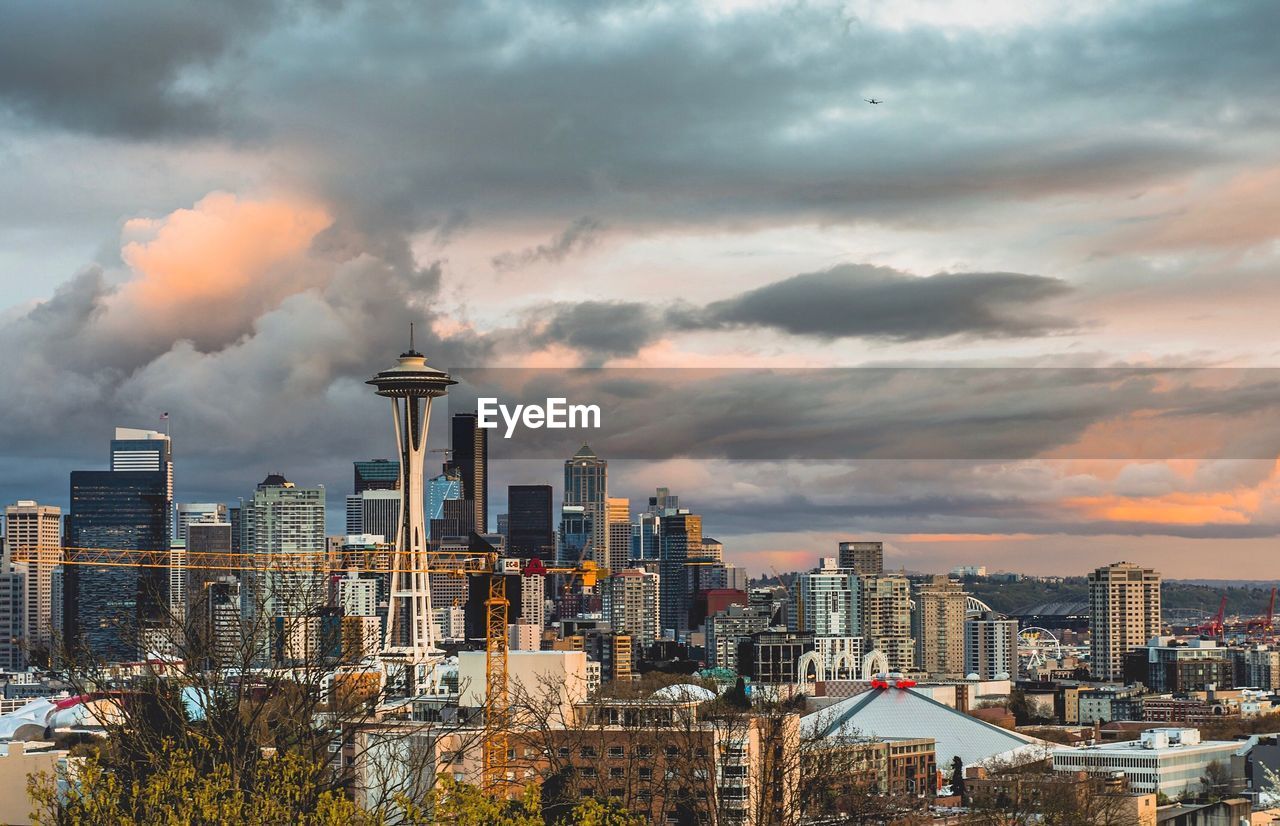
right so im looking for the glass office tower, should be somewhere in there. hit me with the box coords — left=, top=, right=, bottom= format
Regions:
left=65, top=469, right=169, bottom=662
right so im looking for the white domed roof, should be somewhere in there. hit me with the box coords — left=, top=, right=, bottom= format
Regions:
left=650, top=683, right=716, bottom=703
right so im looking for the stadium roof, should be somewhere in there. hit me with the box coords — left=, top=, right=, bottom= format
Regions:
left=1012, top=599, right=1089, bottom=617
left=802, top=686, right=1055, bottom=767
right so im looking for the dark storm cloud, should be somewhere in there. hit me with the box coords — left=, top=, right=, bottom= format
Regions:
left=515, top=265, right=1073, bottom=360
left=450, top=366, right=1280, bottom=462
left=491, top=218, right=602, bottom=271
left=0, top=0, right=281, bottom=138
left=523, top=300, right=659, bottom=359
left=694, top=265, right=1073, bottom=341
left=6, top=1, right=1280, bottom=240
left=250, top=0, right=1278, bottom=229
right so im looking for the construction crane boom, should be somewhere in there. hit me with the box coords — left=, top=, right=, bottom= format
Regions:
left=39, top=543, right=600, bottom=794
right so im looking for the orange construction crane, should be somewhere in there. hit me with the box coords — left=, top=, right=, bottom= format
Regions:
left=47, top=543, right=597, bottom=794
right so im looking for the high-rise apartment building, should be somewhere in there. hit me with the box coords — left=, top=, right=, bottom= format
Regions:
left=1089, top=561, right=1161, bottom=681
left=65, top=468, right=169, bottom=662
left=520, top=566, right=546, bottom=632
left=707, top=603, right=774, bottom=671
left=249, top=474, right=326, bottom=618
left=176, top=503, right=228, bottom=542
left=964, top=611, right=1018, bottom=680
left=609, top=567, right=660, bottom=650
left=564, top=445, right=607, bottom=561
left=838, top=541, right=883, bottom=575
left=508, top=484, right=555, bottom=560
left=449, top=413, right=488, bottom=533
left=915, top=575, right=968, bottom=679
left=5, top=500, right=61, bottom=650
left=605, top=497, right=632, bottom=574
left=338, top=576, right=380, bottom=617
left=353, top=459, right=399, bottom=493
left=658, top=510, right=702, bottom=637
left=859, top=574, right=914, bottom=673
left=793, top=558, right=859, bottom=636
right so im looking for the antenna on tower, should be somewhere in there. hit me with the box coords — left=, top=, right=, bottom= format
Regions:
left=409, top=321, right=415, bottom=352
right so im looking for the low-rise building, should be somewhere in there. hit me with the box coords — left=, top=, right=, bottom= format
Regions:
left=1078, top=684, right=1146, bottom=724
left=967, top=769, right=1157, bottom=826
left=1123, top=637, right=1235, bottom=693
left=1052, top=728, right=1241, bottom=797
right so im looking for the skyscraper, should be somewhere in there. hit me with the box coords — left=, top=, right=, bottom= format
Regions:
left=110, top=427, right=173, bottom=537
left=427, top=470, right=463, bottom=523
left=559, top=505, right=592, bottom=566
left=965, top=611, right=1018, bottom=680
left=838, top=541, right=883, bottom=575
left=609, top=567, right=660, bottom=650
left=354, top=459, right=400, bottom=493
left=564, top=445, right=607, bottom=561
left=176, top=503, right=228, bottom=542
left=605, top=497, right=632, bottom=574
left=0, top=566, right=25, bottom=670
left=65, top=468, right=169, bottom=662
left=449, top=413, right=487, bottom=533
left=346, top=489, right=400, bottom=541
left=508, top=484, right=555, bottom=561
left=914, top=575, right=968, bottom=679
left=187, top=518, right=233, bottom=627
left=1089, top=561, right=1161, bottom=681
left=5, top=500, right=61, bottom=650
left=658, top=509, right=702, bottom=637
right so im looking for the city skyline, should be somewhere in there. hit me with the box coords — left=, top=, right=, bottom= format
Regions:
left=2, top=2, right=1280, bottom=578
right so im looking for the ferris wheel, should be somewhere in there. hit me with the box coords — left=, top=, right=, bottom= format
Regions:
left=1018, top=626, right=1063, bottom=671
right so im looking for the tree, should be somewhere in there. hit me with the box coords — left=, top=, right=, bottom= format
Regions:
left=951, top=755, right=968, bottom=806
left=428, top=778, right=542, bottom=825
left=567, top=797, right=648, bottom=826
left=724, top=677, right=749, bottom=709
left=34, top=556, right=477, bottom=823
left=1200, top=759, right=1234, bottom=800
left=28, top=741, right=377, bottom=826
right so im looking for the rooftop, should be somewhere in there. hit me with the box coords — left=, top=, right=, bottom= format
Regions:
left=803, top=685, right=1051, bottom=766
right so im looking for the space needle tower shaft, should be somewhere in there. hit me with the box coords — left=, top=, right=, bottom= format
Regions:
left=367, top=325, right=456, bottom=678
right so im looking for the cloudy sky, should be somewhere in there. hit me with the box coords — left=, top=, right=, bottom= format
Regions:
left=3, top=0, right=1280, bottom=577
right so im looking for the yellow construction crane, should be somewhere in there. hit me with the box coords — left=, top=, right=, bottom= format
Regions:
left=51, top=544, right=597, bottom=794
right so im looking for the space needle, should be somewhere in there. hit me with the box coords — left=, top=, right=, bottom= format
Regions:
left=367, top=325, right=456, bottom=694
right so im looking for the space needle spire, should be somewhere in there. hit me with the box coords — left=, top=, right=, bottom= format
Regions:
left=367, top=327, right=456, bottom=693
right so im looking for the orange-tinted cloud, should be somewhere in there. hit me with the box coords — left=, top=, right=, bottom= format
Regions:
left=1112, top=166, right=1280, bottom=252
left=1063, top=458, right=1280, bottom=526
left=104, top=192, right=332, bottom=349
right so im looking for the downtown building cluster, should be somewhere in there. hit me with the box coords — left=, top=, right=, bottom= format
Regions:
left=5, top=368, right=1280, bottom=823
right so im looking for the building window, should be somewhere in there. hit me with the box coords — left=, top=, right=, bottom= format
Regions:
left=609, top=746, right=625, bottom=759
